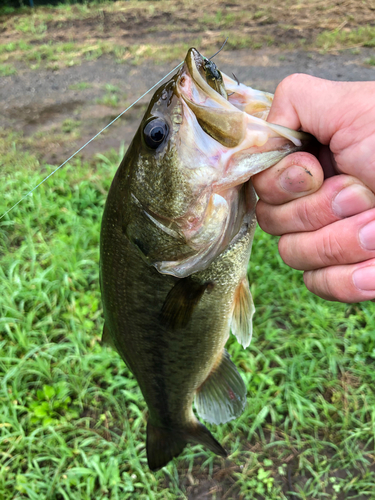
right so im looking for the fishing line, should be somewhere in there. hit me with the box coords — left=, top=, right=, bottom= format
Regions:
left=1, top=42, right=227, bottom=221
left=0, top=62, right=183, bottom=221
left=208, top=37, right=228, bottom=60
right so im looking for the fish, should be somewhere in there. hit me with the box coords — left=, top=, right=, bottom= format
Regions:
left=99, top=48, right=309, bottom=471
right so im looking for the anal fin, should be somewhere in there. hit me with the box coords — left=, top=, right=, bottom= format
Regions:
left=195, top=349, right=246, bottom=425
left=231, top=277, right=255, bottom=349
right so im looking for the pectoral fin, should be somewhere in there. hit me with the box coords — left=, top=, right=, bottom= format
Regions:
left=195, top=349, right=246, bottom=425
left=231, top=277, right=255, bottom=349
left=160, top=278, right=213, bottom=330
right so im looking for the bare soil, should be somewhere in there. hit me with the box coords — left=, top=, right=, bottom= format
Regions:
left=1, top=0, right=375, bottom=166
left=1, top=47, right=375, bottom=165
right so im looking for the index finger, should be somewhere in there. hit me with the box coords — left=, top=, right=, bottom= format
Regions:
left=267, top=74, right=343, bottom=144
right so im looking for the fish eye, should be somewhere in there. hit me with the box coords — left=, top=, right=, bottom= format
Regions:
left=143, top=118, right=169, bottom=149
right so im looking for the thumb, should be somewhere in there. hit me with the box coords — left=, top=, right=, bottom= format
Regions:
left=267, top=74, right=349, bottom=145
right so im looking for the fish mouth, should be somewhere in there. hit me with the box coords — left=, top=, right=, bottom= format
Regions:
left=176, top=47, right=309, bottom=150
left=177, top=48, right=246, bottom=148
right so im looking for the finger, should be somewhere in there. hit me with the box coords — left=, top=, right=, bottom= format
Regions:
left=257, top=175, right=375, bottom=236
left=318, top=145, right=340, bottom=178
left=267, top=74, right=346, bottom=144
left=278, top=208, right=375, bottom=271
left=267, top=76, right=375, bottom=191
left=303, top=259, right=375, bottom=302
left=252, top=152, right=323, bottom=205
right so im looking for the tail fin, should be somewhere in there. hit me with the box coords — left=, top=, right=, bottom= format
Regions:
left=187, top=420, right=227, bottom=457
left=147, top=422, right=186, bottom=471
left=146, top=420, right=227, bottom=471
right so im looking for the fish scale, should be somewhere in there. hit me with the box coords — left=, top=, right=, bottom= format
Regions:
left=100, top=47, right=310, bottom=470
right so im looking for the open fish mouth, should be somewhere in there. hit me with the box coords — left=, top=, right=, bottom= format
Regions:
left=176, top=47, right=309, bottom=150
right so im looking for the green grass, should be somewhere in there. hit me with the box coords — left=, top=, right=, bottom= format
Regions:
left=96, top=85, right=122, bottom=108
left=0, top=0, right=373, bottom=73
left=68, top=82, right=93, bottom=91
left=317, top=25, right=375, bottom=51
left=0, top=63, right=16, bottom=76
left=61, top=119, right=81, bottom=134
left=1, top=138, right=375, bottom=499
left=0, top=37, right=202, bottom=71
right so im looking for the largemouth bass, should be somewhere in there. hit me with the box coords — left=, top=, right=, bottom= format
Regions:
left=100, top=48, right=308, bottom=471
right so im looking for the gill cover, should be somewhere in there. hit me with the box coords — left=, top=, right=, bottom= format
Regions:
left=130, top=48, right=310, bottom=279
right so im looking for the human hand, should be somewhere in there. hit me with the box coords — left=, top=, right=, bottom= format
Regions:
left=252, top=74, right=375, bottom=302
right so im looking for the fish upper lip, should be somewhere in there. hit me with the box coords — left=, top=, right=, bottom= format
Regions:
left=177, top=48, right=310, bottom=150
left=177, top=48, right=247, bottom=148
left=178, top=48, right=234, bottom=111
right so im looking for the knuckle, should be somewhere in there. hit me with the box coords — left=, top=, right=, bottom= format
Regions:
left=275, top=73, right=310, bottom=98
left=293, top=199, right=317, bottom=231
left=318, top=230, right=347, bottom=267
left=295, top=197, right=332, bottom=232
left=323, top=274, right=347, bottom=302
left=279, top=232, right=316, bottom=270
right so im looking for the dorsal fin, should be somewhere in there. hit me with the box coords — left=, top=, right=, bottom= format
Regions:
left=195, top=349, right=246, bottom=425
left=160, top=278, right=213, bottom=330
left=231, top=277, right=255, bottom=349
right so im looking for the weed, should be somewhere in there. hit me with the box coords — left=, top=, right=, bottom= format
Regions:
left=14, top=16, right=47, bottom=35
left=224, top=33, right=263, bottom=50
left=104, top=84, right=120, bottom=93
left=365, top=57, right=375, bottom=66
left=68, top=82, right=93, bottom=91
left=62, top=119, right=81, bottom=133
left=28, top=382, right=79, bottom=426
left=254, top=10, right=267, bottom=19
left=0, top=63, right=16, bottom=76
left=0, top=40, right=32, bottom=55
left=97, top=90, right=119, bottom=108
left=317, top=25, right=375, bottom=51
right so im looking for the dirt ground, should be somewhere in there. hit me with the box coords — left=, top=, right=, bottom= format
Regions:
left=1, top=0, right=375, bottom=166
left=1, top=47, right=375, bottom=166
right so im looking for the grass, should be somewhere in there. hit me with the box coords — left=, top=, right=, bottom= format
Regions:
left=96, top=84, right=122, bottom=108
left=1, top=134, right=375, bottom=499
left=0, top=38, right=204, bottom=71
left=68, top=82, right=93, bottom=91
left=1, top=0, right=374, bottom=71
left=0, top=63, right=16, bottom=76
left=61, top=119, right=81, bottom=134
left=317, top=25, right=375, bottom=51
